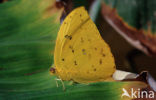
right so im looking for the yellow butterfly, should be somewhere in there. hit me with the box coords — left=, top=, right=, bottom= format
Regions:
left=51, top=7, right=116, bottom=83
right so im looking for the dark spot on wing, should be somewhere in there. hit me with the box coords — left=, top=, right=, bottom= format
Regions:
left=62, top=58, right=65, bottom=61
left=69, top=36, right=72, bottom=40
left=102, top=54, right=105, bottom=57
left=82, top=49, right=86, bottom=55
left=72, top=50, right=74, bottom=53
left=74, top=61, right=77, bottom=65
left=64, top=35, right=68, bottom=38
left=95, top=48, right=97, bottom=50
left=80, top=14, right=82, bottom=17
left=99, top=59, right=102, bottom=65
left=94, top=68, right=96, bottom=71
left=64, top=35, right=70, bottom=39
left=64, top=35, right=72, bottom=40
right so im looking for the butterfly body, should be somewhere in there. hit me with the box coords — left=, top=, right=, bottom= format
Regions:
left=52, top=7, right=116, bottom=83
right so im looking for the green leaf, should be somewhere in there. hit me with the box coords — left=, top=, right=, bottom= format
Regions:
left=0, top=0, right=61, bottom=99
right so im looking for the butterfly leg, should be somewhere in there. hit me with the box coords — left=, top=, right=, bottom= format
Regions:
left=55, top=78, right=59, bottom=87
left=60, top=78, right=65, bottom=91
left=55, top=77, right=65, bottom=91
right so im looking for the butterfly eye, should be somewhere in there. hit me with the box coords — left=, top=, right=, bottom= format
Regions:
left=50, top=67, right=56, bottom=74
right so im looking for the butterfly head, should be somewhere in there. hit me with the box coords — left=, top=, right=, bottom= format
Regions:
left=50, top=67, right=56, bottom=75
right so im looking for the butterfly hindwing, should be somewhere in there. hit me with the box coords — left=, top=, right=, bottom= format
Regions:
left=54, top=7, right=116, bottom=83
